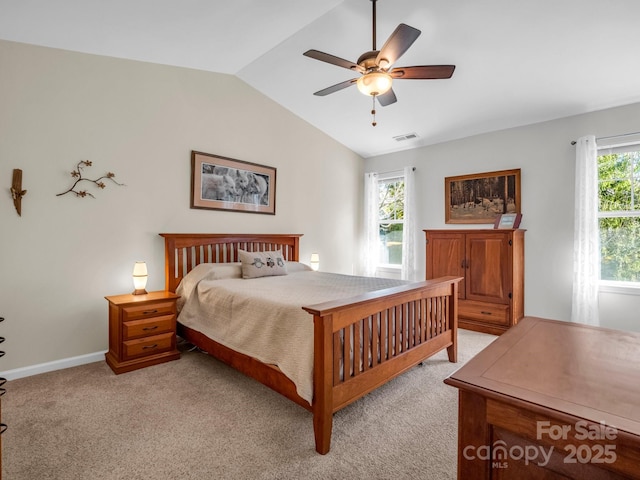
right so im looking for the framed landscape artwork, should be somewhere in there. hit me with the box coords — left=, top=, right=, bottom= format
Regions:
left=191, top=151, right=276, bottom=214
left=445, top=168, right=521, bottom=224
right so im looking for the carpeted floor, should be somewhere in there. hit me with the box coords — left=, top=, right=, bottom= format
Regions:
left=2, top=329, right=495, bottom=480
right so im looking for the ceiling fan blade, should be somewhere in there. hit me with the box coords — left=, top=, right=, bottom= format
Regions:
left=313, top=78, right=358, bottom=97
left=303, top=49, right=364, bottom=73
left=377, top=88, right=397, bottom=107
left=390, top=65, right=456, bottom=79
left=376, top=23, right=421, bottom=68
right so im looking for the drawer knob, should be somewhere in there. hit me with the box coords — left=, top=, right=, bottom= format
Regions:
left=142, top=326, right=159, bottom=331
left=481, top=311, right=492, bottom=315
left=142, top=344, right=158, bottom=350
left=142, top=309, right=159, bottom=315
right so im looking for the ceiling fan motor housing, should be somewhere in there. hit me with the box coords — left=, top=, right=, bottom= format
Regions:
left=357, top=51, right=382, bottom=71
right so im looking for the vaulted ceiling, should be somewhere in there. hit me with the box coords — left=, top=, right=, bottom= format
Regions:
left=2, top=0, right=640, bottom=158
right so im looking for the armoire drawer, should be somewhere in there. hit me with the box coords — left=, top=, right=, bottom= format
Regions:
left=459, top=301, right=509, bottom=326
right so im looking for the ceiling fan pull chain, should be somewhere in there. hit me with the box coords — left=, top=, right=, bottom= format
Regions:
left=371, top=95, right=377, bottom=127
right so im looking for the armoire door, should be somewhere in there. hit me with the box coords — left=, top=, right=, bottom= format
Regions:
left=465, top=232, right=511, bottom=304
left=425, top=232, right=466, bottom=298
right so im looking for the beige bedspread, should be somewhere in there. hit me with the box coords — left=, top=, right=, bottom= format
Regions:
left=176, top=263, right=407, bottom=404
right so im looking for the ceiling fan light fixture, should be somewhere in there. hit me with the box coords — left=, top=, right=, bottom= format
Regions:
left=356, top=72, right=392, bottom=96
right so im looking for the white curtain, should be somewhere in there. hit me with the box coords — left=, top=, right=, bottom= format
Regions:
left=571, top=135, right=600, bottom=325
left=401, top=167, right=417, bottom=281
left=363, top=172, right=379, bottom=277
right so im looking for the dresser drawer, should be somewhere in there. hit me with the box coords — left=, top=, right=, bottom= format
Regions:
left=123, top=332, right=174, bottom=360
left=459, top=300, right=509, bottom=326
left=122, top=301, right=175, bottom=321
left=123, top=315, right=174, bottom=340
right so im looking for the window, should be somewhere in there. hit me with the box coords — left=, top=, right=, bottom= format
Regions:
left=597, top=144, right=640, bottom=284
left=377, top=175, right=405, bottom=267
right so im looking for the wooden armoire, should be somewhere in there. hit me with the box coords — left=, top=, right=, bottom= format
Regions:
left=424, top=229, right=525, bottom=335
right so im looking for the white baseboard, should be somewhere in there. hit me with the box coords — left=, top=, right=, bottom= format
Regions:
left=0, top=351, right=107, bottom=381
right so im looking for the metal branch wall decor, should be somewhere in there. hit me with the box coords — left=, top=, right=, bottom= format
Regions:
left=10, top=169, right=27, bottom=216
left=57, top=160, right=124, bottom=198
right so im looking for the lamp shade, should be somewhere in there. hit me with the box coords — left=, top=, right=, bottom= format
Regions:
left=132, top=261, right=148, bottom=295
left=356, top=72, right=392, bottom=96
left=310, top=253, right=320, bottom=271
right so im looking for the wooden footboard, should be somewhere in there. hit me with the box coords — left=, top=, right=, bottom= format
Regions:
left=303, top=276, right=461, bottom=454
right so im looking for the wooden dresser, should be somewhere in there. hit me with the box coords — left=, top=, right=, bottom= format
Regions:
left=424, top=229, right=524, bottom=335
left=445, top=317, right=640, bottom=479
left=105, top=291, right=180, bottom=374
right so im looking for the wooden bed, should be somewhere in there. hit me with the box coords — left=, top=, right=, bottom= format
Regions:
left=160, top=233, right=461, bottom=454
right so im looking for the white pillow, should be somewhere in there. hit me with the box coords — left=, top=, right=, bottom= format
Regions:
left=176, top=263, right=242, bottom=309
left=238, top=249, right=288, bottom=278
left=204, top=263, right=243, bottom=280
left=285, top=261, right=313, bottom=273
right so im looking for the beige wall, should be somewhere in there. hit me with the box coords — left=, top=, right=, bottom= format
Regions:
left=366, top=103, right=640, bottom=332
left=0, top=40, right=364, bottom=372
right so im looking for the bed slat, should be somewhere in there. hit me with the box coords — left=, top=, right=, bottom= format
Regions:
left=332, top=295, right=452, bottom=385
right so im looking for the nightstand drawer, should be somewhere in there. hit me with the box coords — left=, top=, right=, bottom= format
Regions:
left=122, top=301, right=175, bottom=321
left=123, top=332, right=174, bottom=360
left=123, top=315, right=174, bottom=340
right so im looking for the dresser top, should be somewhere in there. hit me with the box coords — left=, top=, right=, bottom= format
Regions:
left=445, top=316, right=640, bottom=437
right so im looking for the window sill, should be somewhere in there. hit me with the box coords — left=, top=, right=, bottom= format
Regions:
left=375, top=265, right=402, bottom=280
left=599, top=281, right=640, bottom=296
left=376, top=265, right=401, bottom=272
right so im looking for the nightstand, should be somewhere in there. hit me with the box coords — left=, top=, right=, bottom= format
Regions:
left=105, top=291, right=180, bottom=374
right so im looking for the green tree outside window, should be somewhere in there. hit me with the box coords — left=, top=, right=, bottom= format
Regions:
left=378, top=178, right=405, bottom=265
left=598, top=150, right=640, bottom=282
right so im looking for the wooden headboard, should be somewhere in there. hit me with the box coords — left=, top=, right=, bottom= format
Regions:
left=159, top=233, right=302, bottom=293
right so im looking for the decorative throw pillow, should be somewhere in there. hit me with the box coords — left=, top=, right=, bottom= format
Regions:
left=238, top=249, right=288, bottom=279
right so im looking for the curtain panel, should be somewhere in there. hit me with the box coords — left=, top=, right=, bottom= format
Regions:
left=572, top=135, right=600, bottom=326
left=363, top=172, right=379, bottom=277
left=401, top=166, right=417, bottom=281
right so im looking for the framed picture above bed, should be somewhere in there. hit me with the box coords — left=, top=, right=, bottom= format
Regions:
left=444, top=168, right=521, bottom=224
left=191, top=151, right=276, bottom=214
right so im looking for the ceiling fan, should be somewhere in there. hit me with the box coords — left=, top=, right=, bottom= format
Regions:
left=303, top=0, right=455, bottom=126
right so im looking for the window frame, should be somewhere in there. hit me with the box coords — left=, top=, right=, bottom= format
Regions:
left=376, top=172, right=406, bottom=271
left=596, top=141, right=640, bottom=294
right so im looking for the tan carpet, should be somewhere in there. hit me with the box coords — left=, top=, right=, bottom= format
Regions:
left=2, top=329, right=495, bottom=480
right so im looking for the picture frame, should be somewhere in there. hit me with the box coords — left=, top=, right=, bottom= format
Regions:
left=494, top=213, right=523, bottom=229
left=191, top=151, right=276, bottom=215
left=444, top=168, right=521, bottom=224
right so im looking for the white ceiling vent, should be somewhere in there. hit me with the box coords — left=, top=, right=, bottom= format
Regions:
left=393, top=132, right=419, bottom=142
